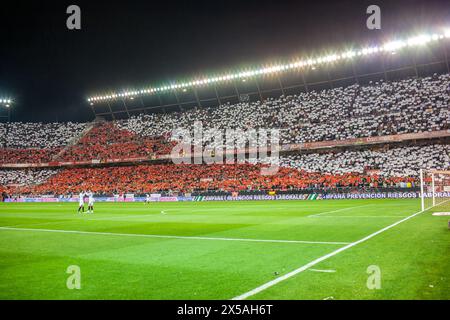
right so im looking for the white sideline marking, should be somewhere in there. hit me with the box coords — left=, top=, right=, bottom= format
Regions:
left=0, top=227, right=350, bottom=245
left=308, top=269, right=336, bottom=273
left=312, top=215, right=408, bottom=218
left=307, top=204, right=372, bottom=217
left=432, top=212, right=450, bottom=216
left=232, top=206, right=429, bottom=300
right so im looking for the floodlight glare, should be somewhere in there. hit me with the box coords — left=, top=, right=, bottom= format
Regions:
left=87, top=28, right=450, bottom=103
left=1, top=98, right=13, bottom=105
left=445, top=29, right=450, bottom=38
left=383, top=40, right=405, bottom=52
left=407, top=34, right=432, bottom=46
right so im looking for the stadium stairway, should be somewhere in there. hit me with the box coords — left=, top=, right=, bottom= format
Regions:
left=51, top=121, right=96, bottom=161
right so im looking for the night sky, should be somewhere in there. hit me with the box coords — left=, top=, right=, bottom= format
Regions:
left=1, top=0, right=449, bottom=122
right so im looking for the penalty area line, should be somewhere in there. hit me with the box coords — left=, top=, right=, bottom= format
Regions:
left=311, top=215, right=409, bottom=218
left=0, top=226, right=350, bottom=245
left=308, top=268, right=336, bottom=273
left=232, top=206, right=428, bottom=300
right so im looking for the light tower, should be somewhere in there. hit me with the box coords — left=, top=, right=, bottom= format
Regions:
left=0, top=98, right=13, bottom=123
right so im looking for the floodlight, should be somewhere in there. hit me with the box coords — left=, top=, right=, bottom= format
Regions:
left=1, top=98, right=13, bottom=105
left=407, top=34, right=432, bottom=46
left=87, top=28, right=450, bottom=103
left=383, top=40, right=405, bottom=52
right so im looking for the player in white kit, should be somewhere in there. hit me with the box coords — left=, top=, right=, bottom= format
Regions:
left=77, top=191, right=85, bottom=214
left=87, top=191, right=95, bottom=214
left=145, top=194, right=151, bottom=205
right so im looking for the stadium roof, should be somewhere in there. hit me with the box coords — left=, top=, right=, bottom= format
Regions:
left=87, top=28, right=450, bottom=104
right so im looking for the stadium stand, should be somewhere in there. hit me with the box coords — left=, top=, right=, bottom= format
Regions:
left=119, top=74, right=449, bottom=144
left=58, top=122, right=177, bottom=161
left=0, top=169, right=59, bottom=186
left=0, top=73, right=449, bottom=196
left=280, top=144, right=450, bottom=176
left=0, top=148, right=61, bottom=164
left=0, top=121, right=88, bottom=164
left=5, top=163, right=416, bottom=196
left=0, top=121, right=87, bottom=148
left=0, top=73, right=448, bottom=162
left=59, top=122, right=151, bottom=161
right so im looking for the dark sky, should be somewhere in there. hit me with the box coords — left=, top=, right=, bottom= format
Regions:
left=0, top=0, right=449, bottom=122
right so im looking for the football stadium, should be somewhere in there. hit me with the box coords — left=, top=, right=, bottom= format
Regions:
left=0, top=1, right=449, bottom=304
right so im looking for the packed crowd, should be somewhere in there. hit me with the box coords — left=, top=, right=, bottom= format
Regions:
left=0, top=169, right=59, bottom=186
left=0, top=122, right=174, bottom=164
left=0, top=140, right=447, bottom=195
left=0, top=121, right=88, bottom=164
left=119, top=74, right=449, bottom=144
left=0, top=74, right=448, bottom=165
left=0, top=121, right=87, bottom=149
left=6, top=163, right=417, bottom=196
left=0, top=73, right=448, bottom=195
left=59, top=122, right=175, bottom=161
left=0, top=148, right=61, bottom=164
left=280, top=144, right=450, bottom=176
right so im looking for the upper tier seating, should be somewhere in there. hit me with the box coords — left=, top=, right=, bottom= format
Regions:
left=119, top=74, right=449, bottom=144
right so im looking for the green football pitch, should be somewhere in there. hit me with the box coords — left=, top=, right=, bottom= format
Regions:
left=0, top=199, right=448, bottom=300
